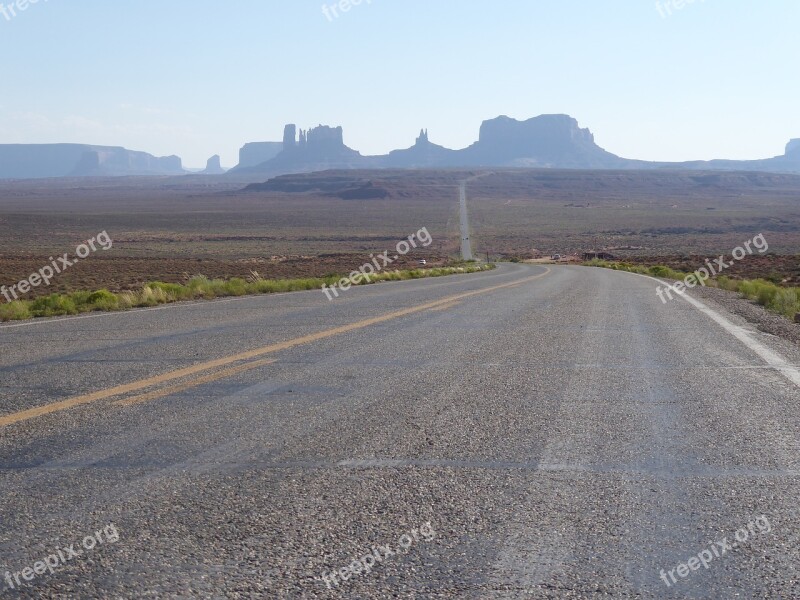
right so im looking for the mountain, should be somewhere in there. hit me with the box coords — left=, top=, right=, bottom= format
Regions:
left=457, top=115, right=628, bottom=168
left=0, top=144, right=184, bottom=179
left=675, top=139, right=800, bottom=173
left=235, top=142, right=284, bottom=170
left=232, top=114, right=800, bottom=179
left=201, top=155, right=226, bottom=175
left=378, top=129, right=460, bottom=168
left=232, top=124, right=367, bottom=175
left=3, top=116, right=799, bottom=180
left=234, top=115, right=627, bottom=176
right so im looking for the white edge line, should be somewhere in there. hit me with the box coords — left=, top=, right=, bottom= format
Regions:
left=609, top=269, right=800, bottom=388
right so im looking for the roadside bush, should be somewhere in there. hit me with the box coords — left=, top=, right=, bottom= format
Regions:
left=0, top=264, right=495, bottom=322
left=767, top=288, right=800, bottom=318
left=138, top=285, right=170, bottom=307
left=80, top=289, right=120, bottom=312
left=0, top=301, right=31, bottom=322
left=588, top=260, right=799, bottom=322
left=739, top=280, right=777, bottom=305
left=222, top=277, right=249, bottom=297
left=715, top=275, right=740, bottom=292
left=149, top=282, right=192, bottom=301
left=29, top=294, right=78, bottom=317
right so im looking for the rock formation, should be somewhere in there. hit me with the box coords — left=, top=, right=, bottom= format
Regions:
left=236, top=142, right=284, bottom=170
left=382, top=128, right=458, bottom=168
left=234, top=124, right=365, bottom=175
left=283, top=124, right=297, bottom=149
left=458, top=114, right=627, bottom=168
left=233, top=116, right=800, bottom=178
left=0, top=144, right=185, bottom=179
left=201, top=155, right=225, bottom=175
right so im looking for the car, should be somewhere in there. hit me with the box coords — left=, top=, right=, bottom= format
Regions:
left=418, top=259, right=427, bottom=265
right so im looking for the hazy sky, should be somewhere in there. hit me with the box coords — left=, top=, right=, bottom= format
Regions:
left=0, top=0, right=797, bottom=168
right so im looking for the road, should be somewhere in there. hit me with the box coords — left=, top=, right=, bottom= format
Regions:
left=458, top=181, right=473, bottom=261
left=0, top=264, right=798, bottom=598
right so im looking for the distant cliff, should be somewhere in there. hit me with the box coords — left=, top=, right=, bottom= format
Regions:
left=233, top=124, right=367, bottom=175
left=379, top=129, right=459, bottom=168
left=457, top=115, right=629, bottom=168
left=233, top=115, right=800, bottom=179
left=201, top=155, right=226, bottom=175
left=236, top=142, right=284, bottom=170
left=0, top=144, right=184, bottom=179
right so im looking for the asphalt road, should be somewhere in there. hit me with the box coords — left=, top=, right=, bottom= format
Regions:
left=0, top=264, right=798, bottom=598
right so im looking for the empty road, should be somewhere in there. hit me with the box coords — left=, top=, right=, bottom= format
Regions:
left=1, top=264, right=798, bottom=598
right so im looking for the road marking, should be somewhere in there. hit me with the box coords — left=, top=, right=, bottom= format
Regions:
left=0, top=268, right=551, bottom=427
left=616, top=269, right=800, bottom=388
left=428, top=301, right=462, bottom=312
left=114, top=358, right=277, bottom=407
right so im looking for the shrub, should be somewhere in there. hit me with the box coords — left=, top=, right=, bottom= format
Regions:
left=0, top=265, right=496, bottom=322
left=0, top=301, right=31, bottom=322
left=138, top=285, right=170, bottom=307
left=222, top=278, right=248, bottom=297
left=83, top=289, right=120, bottom=311
left=29, top=294, right=78, bottom=317
left=768, top=288, right=800, bottom=318
left=149, top=282, right=192, bottom=301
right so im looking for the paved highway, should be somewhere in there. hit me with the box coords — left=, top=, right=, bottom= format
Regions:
left=1, top=264, right=798, bottom=598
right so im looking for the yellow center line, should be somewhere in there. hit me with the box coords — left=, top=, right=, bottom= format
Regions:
left=114, top=358, right=277, bottom=407
left=428, top=301, right=462, bottom=312
left=0, top=268, right=550, bottom=427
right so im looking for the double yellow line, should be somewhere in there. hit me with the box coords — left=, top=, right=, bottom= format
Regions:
left=0, top=268, right=551, bottom=428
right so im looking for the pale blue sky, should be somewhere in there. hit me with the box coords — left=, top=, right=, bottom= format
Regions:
left=0, top=0, right=797, bottom=168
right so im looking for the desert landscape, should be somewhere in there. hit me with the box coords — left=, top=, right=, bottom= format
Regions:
left=0, top=168, right=798, bottom=298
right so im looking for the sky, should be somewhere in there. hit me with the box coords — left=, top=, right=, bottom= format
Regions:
left=0, top=0, right=798, bottom=169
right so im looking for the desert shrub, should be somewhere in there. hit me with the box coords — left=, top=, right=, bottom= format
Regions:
left=117, top=291, right=138, bottom=309
left=29, top=294, right=78, bottom=317
left=81, top=289, right=120, bottom=312
left=739, top=280, right=778, bottom=306
left=0, top=265, right=496, bottom=322
left=715, top=275, right=740, bottom=292
left=221, top=278, right=248, bottom=297
left=186, top=276, right=216, bottom=299
left=138, top=285, right=170, bottom=307
left=767, top=288, right=800, bottom=318
left=149, top=282, right=193, bottom=301
left=0, top=301, right=32, bottom=322
left=647, top=265, right=685, bottom=279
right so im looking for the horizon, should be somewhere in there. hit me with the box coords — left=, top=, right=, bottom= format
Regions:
left=0, top=1, right=798, bottom=168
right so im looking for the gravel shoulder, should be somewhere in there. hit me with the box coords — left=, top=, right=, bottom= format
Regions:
left=688, top=285, right=800, bottom=346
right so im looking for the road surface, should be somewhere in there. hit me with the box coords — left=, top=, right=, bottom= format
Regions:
left=1, top=264, right=798, bottom=598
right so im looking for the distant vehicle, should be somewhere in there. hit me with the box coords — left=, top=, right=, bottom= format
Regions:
left=551, top=254, right=562, bottom=261
left=418, top=259, right=427, bottom=266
